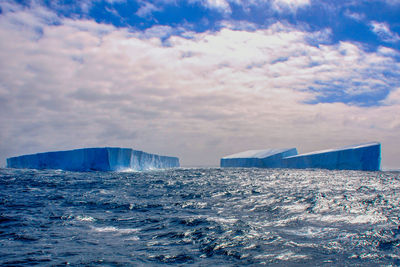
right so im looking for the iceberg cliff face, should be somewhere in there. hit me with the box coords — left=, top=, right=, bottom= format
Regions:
left=220, top=148, right=298, bottom=168
left=282, top=142, right=381, bottom=171
left=220, top=142, right=381, bottom=171
left=7, top=147, right=180, bottom=171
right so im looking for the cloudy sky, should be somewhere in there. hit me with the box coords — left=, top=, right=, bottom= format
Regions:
left=0, top=0, right=399, bottom=169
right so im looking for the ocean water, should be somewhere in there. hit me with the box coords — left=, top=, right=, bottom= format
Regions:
left=0, top=168, right=399, bottom=266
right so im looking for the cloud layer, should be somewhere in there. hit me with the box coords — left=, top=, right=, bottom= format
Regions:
left=1, top=3, right=400, bottom=168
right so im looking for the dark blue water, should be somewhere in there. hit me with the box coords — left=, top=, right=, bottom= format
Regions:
left=1, top=168, right=399, bottom=266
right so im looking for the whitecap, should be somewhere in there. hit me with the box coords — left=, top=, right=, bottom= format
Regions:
left=275, top=251, right=310, bottom=261
left=206, top=216, right=238, bottom=224
left=91, top=226, right=140, bottom=234
left=124, top=236, right=140, bottom=241
left=75, top=215, right=96, bottom=222
left=319, top=214, right=387, bottom=224
left=281, top=203, right=310, bottom=213
left=92, top=226, right=118, bottom=232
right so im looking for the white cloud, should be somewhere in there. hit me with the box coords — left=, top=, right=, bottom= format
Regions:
left=383, top=87, right=400, bottom=105
left=0, top=4, right=399, bottom=168
left=305, top=28, right=332, bottom=45
left=214, top=0, right=311, bottom=13
left=377, top=46, right=400, bottom=57
left=204, top=0, right=232, bottom=13
left=136, top=1, right=161, bottom=18
left=344, top=10, right=365, bottom=21
left=189, top=0, right=232, bottom=13
left=272, top=0, right=311, bottom=12
left=218, top=20, right=259, bottom=31
left=370, top=21, right=400, bottom=43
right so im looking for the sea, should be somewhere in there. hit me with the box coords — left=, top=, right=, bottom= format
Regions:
left=0, top=167, right=399, bottom=266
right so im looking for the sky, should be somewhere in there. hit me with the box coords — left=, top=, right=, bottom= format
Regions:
left=0, top=0, right=399, bottom=169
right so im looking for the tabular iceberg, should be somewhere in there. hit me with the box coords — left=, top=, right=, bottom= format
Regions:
left=7, top=147, right=180, bottom=171
left=282, top=142, right=381, bottom=171
left=220, top=142, right=381, bottom=171
left=220, top=148, right=298, bottom=168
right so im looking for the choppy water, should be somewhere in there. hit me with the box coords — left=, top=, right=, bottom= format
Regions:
left=0, top=168, right=400, bottom=266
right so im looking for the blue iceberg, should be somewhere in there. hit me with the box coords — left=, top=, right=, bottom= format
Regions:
left=220, top=148, right=298, bottom=168
left=282, top=142, right=381, bottom=171
left=7, top=147, right=180, bottom=171
left=220, top=142, right=381, bottom=171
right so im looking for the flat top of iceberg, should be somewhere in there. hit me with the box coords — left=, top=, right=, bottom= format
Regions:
left=7, top=147, right=178, bottom=160
left=222, top=148, right=295, bottom=159
left=8, top=147, right=126, bottom=157
left=284, top=142, right=380, bottom=159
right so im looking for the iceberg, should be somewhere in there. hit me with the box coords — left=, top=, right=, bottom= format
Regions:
left=282, top=142, right=381, bottom=171
left=6, top=147, right=180, bottom=171
left=220, top=148, right=298, bottom=168
left=220, top=142, right=381, bottom=171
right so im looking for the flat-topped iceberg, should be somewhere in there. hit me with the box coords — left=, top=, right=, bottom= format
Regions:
left=7, top=147, right=180, bottom=171
left=220, top=142, right=381, bottom=171
left=220, top=148, right=298, bottom=168
left=282, top=142, right=381, bottom=171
